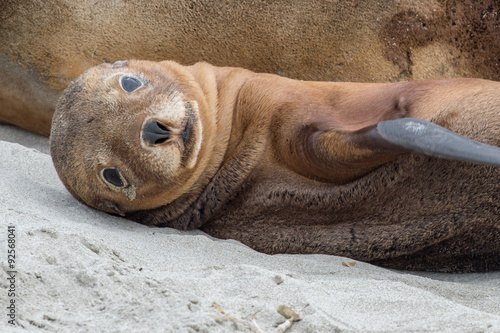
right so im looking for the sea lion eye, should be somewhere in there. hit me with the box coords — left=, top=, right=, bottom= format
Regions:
left=120, top=76, right=142, bottom=93
left=102, top=168, right=124, bottom=187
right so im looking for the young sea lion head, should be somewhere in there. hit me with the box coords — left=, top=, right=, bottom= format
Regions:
left=50, top=60, right=215, bottom=215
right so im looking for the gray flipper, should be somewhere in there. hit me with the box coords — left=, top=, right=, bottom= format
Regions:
left=373, top=118, right=500, bottom=167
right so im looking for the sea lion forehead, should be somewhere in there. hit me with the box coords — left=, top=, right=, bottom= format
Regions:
left=81, top=60, right=174, bottom=93
left=102, top=59, right=183, bottom=82
left=74, top=61, right=189, bottom=126
left=96, top=60, right=202, bottom=109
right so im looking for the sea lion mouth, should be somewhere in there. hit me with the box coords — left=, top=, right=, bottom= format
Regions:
left=180, top=105, right=198, bottom=167
left=181, top=105, right=195, bottom=148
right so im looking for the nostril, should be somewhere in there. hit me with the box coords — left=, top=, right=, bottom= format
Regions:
left=143, top=120, right=171, bottom=145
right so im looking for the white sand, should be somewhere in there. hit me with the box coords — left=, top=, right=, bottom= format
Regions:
left=1, top=124, right=499, bottom=332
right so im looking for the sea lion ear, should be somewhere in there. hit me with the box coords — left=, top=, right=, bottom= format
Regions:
left=97, top=201, right=126, bottom=217
left=349, top=118, right=500, bottom=167
left=111, top=60, right=129, bottom=68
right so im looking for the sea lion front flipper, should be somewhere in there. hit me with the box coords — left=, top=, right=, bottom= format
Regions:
left=358, top=118, right=500, bottom=167
left=293, top=117, right=500, bottom=184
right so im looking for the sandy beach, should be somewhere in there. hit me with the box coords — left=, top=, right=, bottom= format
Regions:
left=1, top=124, right=499, bottom=332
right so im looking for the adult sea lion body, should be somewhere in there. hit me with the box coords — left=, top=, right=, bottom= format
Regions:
left=50, top=60, right=500, bottom=272
left=2, top=0, right=500, bottom=135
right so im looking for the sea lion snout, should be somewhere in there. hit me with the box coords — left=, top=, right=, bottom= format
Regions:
left=140, top=106, right=198, bottom=163
left=142, top=119, right=172, bottom=146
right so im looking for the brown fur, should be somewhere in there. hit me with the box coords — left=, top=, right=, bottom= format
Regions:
left=50, top=60, right=500, bottom=272
left=2, top=0, right=500, bottom=135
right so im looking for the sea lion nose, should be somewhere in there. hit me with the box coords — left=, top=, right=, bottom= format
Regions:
left=142, top=120, right=171, bottom=145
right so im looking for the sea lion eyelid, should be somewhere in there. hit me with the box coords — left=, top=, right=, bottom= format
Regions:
left=119, top=75, right=143, bottom=93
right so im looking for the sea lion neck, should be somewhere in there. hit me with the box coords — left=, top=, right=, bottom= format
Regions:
left=182, top=62, right=258, bottom=174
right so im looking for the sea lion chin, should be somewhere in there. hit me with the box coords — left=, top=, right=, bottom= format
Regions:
left=50, top=60, right=213, bottom=215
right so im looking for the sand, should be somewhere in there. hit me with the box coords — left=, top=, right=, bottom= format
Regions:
left=1, top=123, right=499, bottom=332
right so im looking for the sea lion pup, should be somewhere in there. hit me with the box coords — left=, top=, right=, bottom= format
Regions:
left=50, top=60, right=500, bottom=272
